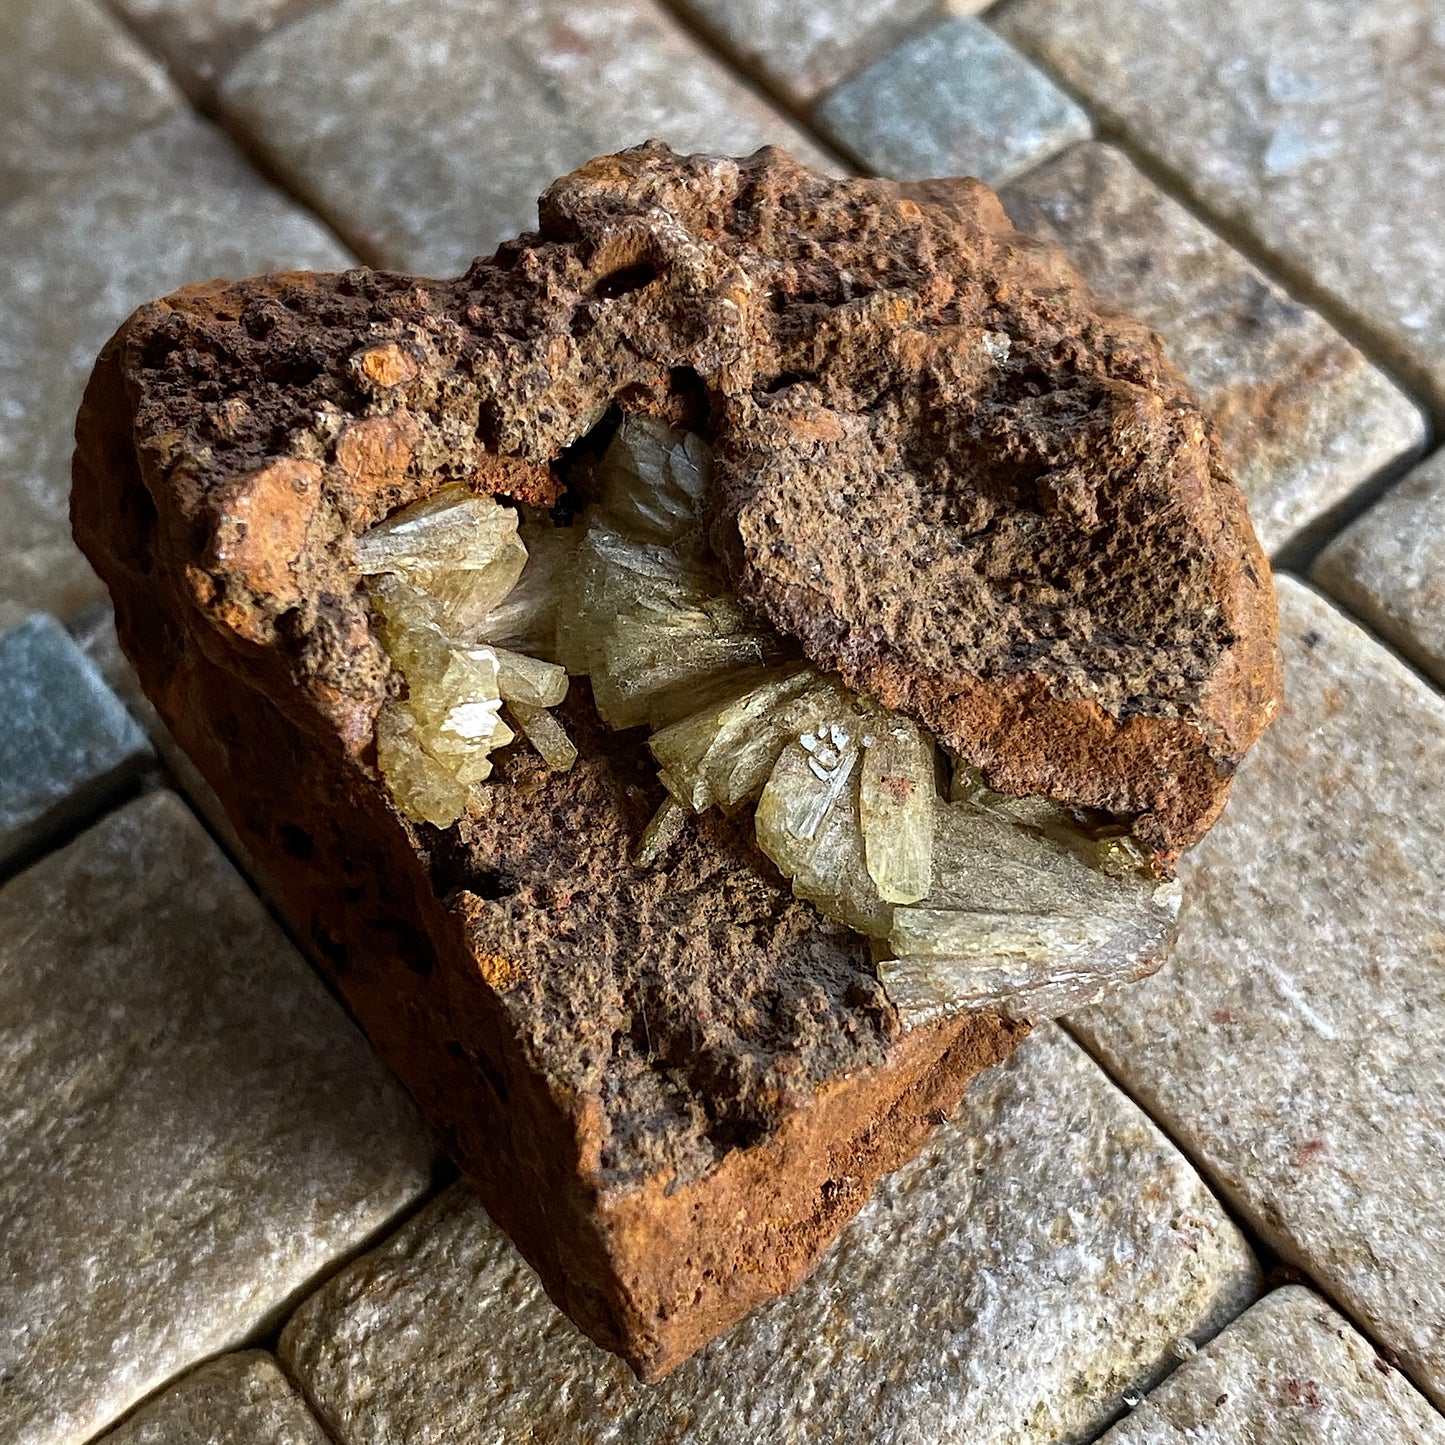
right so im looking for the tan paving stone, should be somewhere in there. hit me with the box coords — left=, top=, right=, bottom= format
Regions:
left=1002, top=144, right=1424, bottom=554
left=1312, top=451, right=1445, bottom=689
left=98, top=1352, right=329, bottom=1445
left=671, top=0, right=992, bottom=109
left=282, top=1023, right=1258, bottom=1445
left=814, top=17, right=1089, bottom=184
left=0, top=0, right=179, bottom=208
left=1071, top=576, right=1445, bottom=1412
left=992, top=0, right=1445, bottom=414
left=0, top=112, right=351, bottom=628
left=0, top=792, right=438, bottom=1445
left=1100, top=1288, right=1445, bottom=1444
left=108, top=0, right=337, bottom=95
left=219, top=0, right=837, bottom=277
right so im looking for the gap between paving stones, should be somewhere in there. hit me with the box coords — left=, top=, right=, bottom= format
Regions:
left=1055, top=1010, right=1439, bottom=1430
left=981, top=5, right=1444, bottom=435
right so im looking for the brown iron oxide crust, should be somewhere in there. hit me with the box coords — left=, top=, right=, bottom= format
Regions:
left=71, top=143, right=1278, bottom=1376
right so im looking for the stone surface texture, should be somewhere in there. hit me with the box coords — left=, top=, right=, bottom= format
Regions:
left=993, top=0, right=1445, bottom=412
left=815, top=18, right=1089, bottom=184
left=1072, top=576, right=1445, bottom=1411
left=72, top=145, right=1279, bottom=1377
left=283, top=1025, right=1259, bottom=1445
left=0, top=613, right=149, bottom=868
left=1002, top=144, right=1425, bottom=553
left=220, top=0, right=835, bottom=275
left=109, top=0, right=336, bottom=94
left=0, top=792, right=437, bottom=1445
left=0, top=112, right=350, bottom=631
left=98, top=1352, right=331, bottom=1445
left=0, top=0, right=178, bottom=207
left=1313, top=452, right=1445, bottom=689
left=1099, top=1287, right=1445, bottom=1444
left=673, top=0, right=990, bottom=108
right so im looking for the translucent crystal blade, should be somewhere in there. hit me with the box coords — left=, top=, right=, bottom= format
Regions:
left=635, top=795, right=688, bottom=866
left=648, top=666, right=818, bottom=811
left=357, top=485, right=527, bottom=633
left=375, top=703, right=473, bottom=828
left=561, top=522, right=776, bottom=729
left=594, top=414, right=709, bottom=544
left=487, top=646, right=568, bottom=708
left=859, top=716, right=935, bottom=904
left=874, top=796, right=1182, bottom=1024
left=507, top=703, right=577, bottom=772
left=478, top=523, right=580, bottom=658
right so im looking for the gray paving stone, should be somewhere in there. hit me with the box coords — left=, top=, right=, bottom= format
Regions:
left=1312, top=452, right=1445, bottom=689
left=1100, top=1287, right=1445, bottom=1445
left=992, top=0, right=1445, bottom=414
left=0, top=613, right=149, bottom=869
left=0, top=112, right=351, bottom=630
left=0, top=0, right=179, bottom=208
left=108, top=0, right=337, bottom=95
left=0, top=791, right=438, bottom=1445
left=814, top=18, right=1090, bottom=184
left=671, top=0, right=990, bottom=109
left=1071, top=576, right=1445, bottom=1412
left=282, top=1023, right=1258, bottom=1445
left=98, top=1352, right=329, bottom=1445
left=1002, top=144, right=1425, bottom=554
left=220, top=0, right=835, bottom=278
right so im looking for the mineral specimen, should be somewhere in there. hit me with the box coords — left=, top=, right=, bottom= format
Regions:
left=72, top=141, right=1281, bottom=1380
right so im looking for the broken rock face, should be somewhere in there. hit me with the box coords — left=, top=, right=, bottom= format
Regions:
left=71, top=142, right=1281, bottom=1378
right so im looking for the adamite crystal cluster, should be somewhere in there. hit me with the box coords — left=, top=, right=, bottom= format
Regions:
left=360, top=415, right=1180, bottom=1024
left=356, top=490, right=578, bottom=827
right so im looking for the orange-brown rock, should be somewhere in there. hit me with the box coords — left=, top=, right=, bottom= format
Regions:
left=71, top=143, right=1278, bottom=1377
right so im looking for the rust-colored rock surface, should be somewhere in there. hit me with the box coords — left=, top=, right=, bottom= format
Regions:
left=71, top=142, right=1278, bottom=1376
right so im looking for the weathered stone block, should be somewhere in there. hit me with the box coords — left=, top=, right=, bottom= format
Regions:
left=281, top=1025, right=1258, bottom=1445
left=1002, top=144, right=1425, bottom=553
left=0, top=113, right=350, bottom=627
left=814, top=18, right=1090, bottom=184
left=0, top=613, right=149, bottom=868
left=671, top=0, right=982, bottom=108
left=98, top=1353, right=330, bottom=1445
left=1071, top=576, right=1445, bottom=1410
left=220, top=0, right=834, bottom=275
left=0, top=792, right=438, bottom=1445
left=993, top=0, right=1445, bottom=413
left=0, top=0, right=177, bottom=208
left=1099, top=1287, right=1445, bottom=1444
left=1312, top=452, right=1445, bottom=689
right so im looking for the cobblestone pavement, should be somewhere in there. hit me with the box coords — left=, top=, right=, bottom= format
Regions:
left=1, top=1, right=1441, bottom=1440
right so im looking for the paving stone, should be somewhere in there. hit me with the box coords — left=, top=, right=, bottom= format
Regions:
left=281, top=1023, right=1258, bottom=1445
left=108, top=0, right=337, bottom=96
left=0, top=792, right=438, bottom=1445
left=1100, top=1287, right=1445, bottom=1444
left=992, top=0, right=1445, bottom=415
left=0, top=0, right=179, bottom=208
left=1002, top=145, right=1424, bottom=554
left=1312, top=452, right=1445, bottom=689
left=0, top=112, right=351, bottom=629
left=1070, top=576, right=1445, bottom=1412
left=671, top=0, right=992, bottom=109
left=814, top=18, right=1090, bottom=185
left=220, top=0, right=836, bottom=278
left=0, top=613, right=149, bottom=869
left=98, top=1352, right=330, bottom=1445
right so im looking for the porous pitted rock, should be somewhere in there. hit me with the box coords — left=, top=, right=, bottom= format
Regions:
left=71, top=142, right=1277, bottom=1376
